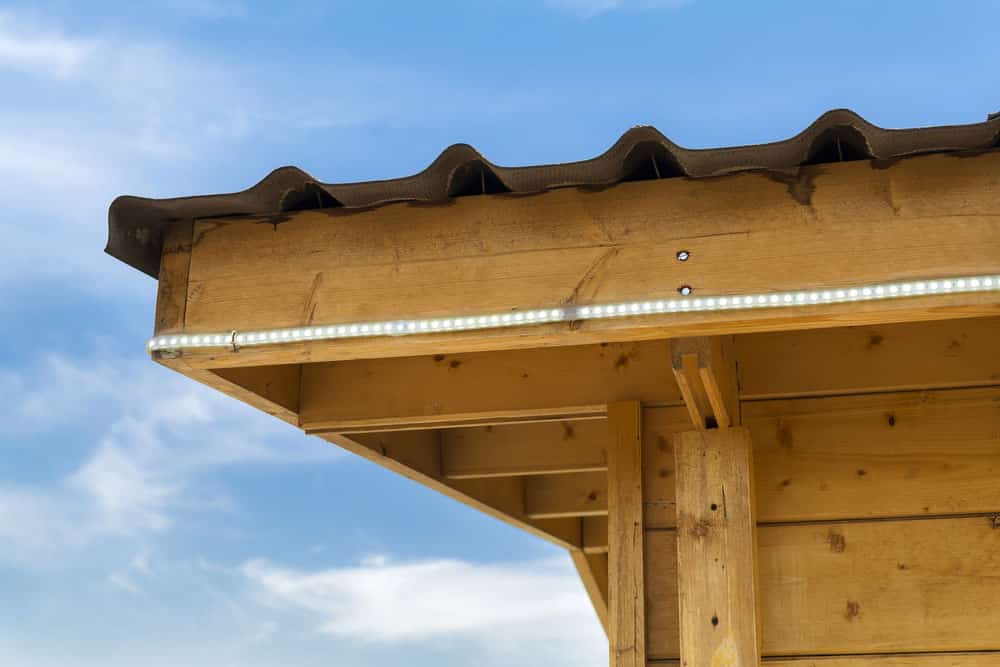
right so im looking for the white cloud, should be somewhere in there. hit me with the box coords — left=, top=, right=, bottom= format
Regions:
left=0, top=8, right=541, bottom=293
left=107, top=570, right=142, bottom=594
left=0, top=12, right=95, bottom=78
left=0, top=353, right=341, bottom=563
left=242, top=554, right=606, bottom=664
left=546, top=0, right=691, bottom=18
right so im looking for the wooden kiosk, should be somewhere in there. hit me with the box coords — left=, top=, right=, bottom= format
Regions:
left=107, top=111, right=1000, bottom=665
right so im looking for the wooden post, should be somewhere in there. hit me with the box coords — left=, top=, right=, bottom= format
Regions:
left=674, top=428, right=761, bottom=667
left=607, top=401, right=645, bottom=667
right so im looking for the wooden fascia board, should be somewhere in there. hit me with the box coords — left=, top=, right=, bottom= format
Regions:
left=154, top=150, right=1000, bottom=369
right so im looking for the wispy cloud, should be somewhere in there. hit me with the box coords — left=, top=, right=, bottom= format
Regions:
left=545, top=0, right=691, bottom=18
left=0, top=353, right=340, bottom=564
left=0, top=8, right=540, bottom=293
left=242, top=554, right=606, bottom=664
left=0, top=12, right=96, bottom=78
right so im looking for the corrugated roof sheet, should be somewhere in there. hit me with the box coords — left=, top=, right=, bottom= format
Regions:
left=107, top=109, right=1000, bottom=278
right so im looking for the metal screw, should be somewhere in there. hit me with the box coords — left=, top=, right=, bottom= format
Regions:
left=679, top=285, right=693, bottom=296
left=676, top=250, right=690, bottom=262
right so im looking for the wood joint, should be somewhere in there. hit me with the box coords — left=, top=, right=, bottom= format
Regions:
left=670, top=336, right=739, bottom=430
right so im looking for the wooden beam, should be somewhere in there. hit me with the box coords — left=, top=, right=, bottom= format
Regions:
left=299, top=341, right=679, bottom=433
left=736, top=315, right=1000, bottom=400
left=607, top=401, right=645, bottom=667
left=321, top=431, right=582, bottom=551
left=670, top=336, right=738, bottom=429
left=674, top=428, right=761, bottom=667
left=213, top=364, right=301, bottom=416
left=524, top=472, right=608, bottom=519
left=645, top=516, right=1000, bottom=658
left=582, top=515, right=609, bottom=554
left=571, top=550, right=609, bottom=637
left=170, top=151, right=1000, bottom=368
left=440, top=419, right=607, bottom=479
left=154, top=220, right=193, bottom=335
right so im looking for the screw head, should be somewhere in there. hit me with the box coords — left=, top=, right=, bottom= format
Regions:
left=676, top=250, right=690, bottom=261
left=679, top=285, right=693, bottom=296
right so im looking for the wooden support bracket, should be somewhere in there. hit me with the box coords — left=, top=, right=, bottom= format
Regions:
left=670, top=336, right=739, bottom=430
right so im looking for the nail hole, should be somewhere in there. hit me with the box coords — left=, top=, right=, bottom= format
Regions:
left=679, top=285, right=693, bottom=296
left=676, top=250, right=690, bottom=261
left=710, top=503, right=718, bottom=511
left=711, top=615, right=719, bottom=627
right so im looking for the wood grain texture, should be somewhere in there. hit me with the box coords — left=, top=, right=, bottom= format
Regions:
left=299, top=341, right=679, bottom=432
left=441, top=419, right=607, bottom=478
left=571, top=550, right=609, bottom=637
left=670, top=336, right=739, bottom=430
left=524, top=471, right=608, bottom=519
left=174, top=151, right=1000, bottom=368
left=646, top=516, right=1000, bottom=658
left=321, top=431, right=582, bottom=551
left=644, top=388, right=1000, bottom=527
left=213, top=364, right=301, bottom=415
left=762, top=654, right=1000, bottom=666
left=154, top=220, right=193, bottom=335
left=736, top=316, right=1000, bottom=399
left=608, top=401, right=645, bottom=667
left=746, top=387, right=1000, bottom=522
left=674, top=428, right=761, bottom=667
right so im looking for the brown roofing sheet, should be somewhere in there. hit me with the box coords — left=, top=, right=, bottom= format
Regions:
left=106, top=109, right=1000, bottom=278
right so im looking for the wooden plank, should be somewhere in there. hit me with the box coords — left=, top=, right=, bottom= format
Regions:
left=673, top=428, right=760, bottom=667
left=321, top=431, right=582, bottom=551
left=644, top=406, right=700, bottom=529
left=441, top=419, right=607, bottom=478
left=173, top=151, right=1000, bottom=368
left=583, top=515, right=609, bottom=554
left=746, top=387, right=1000, bottom=522
left=736, top=316, right=1000, bottom=399
left=649, top=654, right=1000, bottom=666
left=177, top=295, right=999, bottom=370
left=647, top=388, right=1000, bottom=526
left=213, top=364, right=301, bottom=416
left=154, top=220, right=193, bottom=335
left=571, top=550, right=609, bottom=637
left=524, top=471, right=608, bottom=519
left=645, top=516, right=1000, bottom=658
left=608, top=401, right=645, bottom=667
left=299, top=341, right=679, bottom=432
left=764, top=655, right=1000, bottom=667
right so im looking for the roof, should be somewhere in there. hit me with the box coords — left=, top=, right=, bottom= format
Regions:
left=106, top=109, right=1000, bottom=278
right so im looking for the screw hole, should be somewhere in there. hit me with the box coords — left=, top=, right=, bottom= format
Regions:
left=711, top=615, right=719, bottom=627
left=710, top=503, right=718, bottom=511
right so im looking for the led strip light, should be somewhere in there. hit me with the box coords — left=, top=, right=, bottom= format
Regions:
left=147, top=274, right=1000, bottom=353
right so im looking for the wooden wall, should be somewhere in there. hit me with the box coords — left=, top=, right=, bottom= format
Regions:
left=639, top=320, right=1000, bottom=663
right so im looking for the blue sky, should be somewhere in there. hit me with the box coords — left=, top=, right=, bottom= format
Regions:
left=1, top=1, right=997, bottom=665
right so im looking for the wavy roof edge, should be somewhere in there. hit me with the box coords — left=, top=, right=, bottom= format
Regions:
left=107, top=109, right=1000, bottom=278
